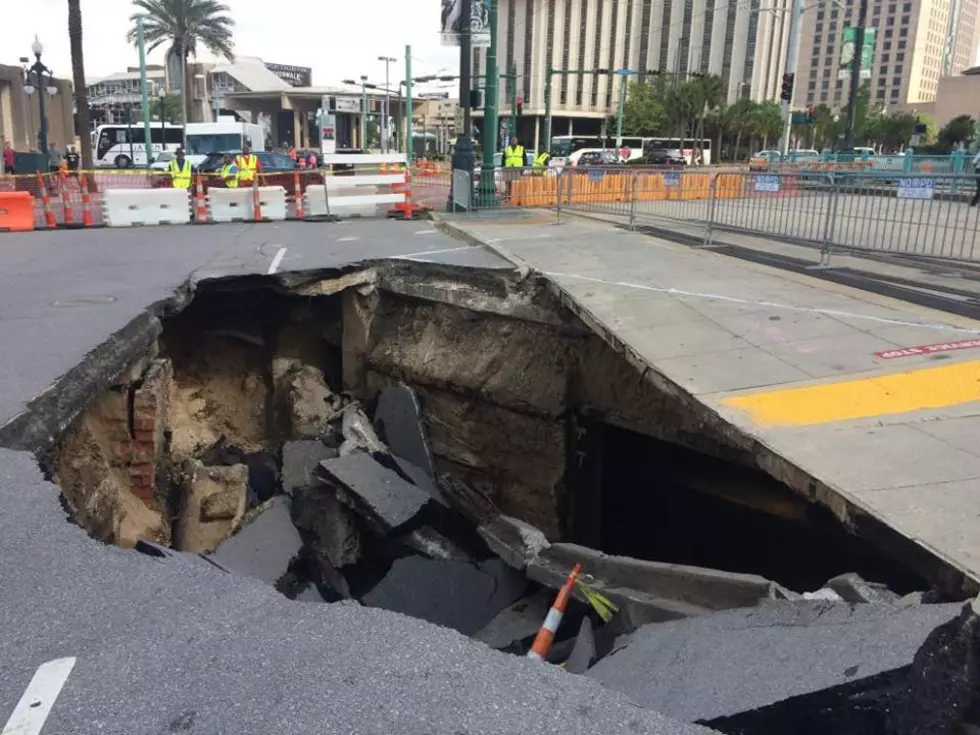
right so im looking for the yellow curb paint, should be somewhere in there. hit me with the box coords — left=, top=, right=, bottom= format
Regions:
left=721, top=359, right=980, bottom=427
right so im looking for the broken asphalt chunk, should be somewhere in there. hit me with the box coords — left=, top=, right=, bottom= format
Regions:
left=282, top=440, right=339, bottom=493
left=361, top=555, right=528, bottom=636
left=211, top=496, right=303, bottom=585
left=339, top=404, right=387, bottom=456
left=587, top=601, right=962, bottom=724
left=373, top=384, right=435, bottom=477
left=825, top=572, right=902, bottom=605
left=291, top=487, right=361, bottom=569
left=474, top=589, right=556, bottom=651
left=317, top=452, right=431, bottom=534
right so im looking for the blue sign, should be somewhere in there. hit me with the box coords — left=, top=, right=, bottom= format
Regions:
left=664, top=171, right=681, bottom=186
left=588, top=169, right=604, bottom=182
left=897, top=178, right=935, bottom=200
left=754, top=175, right=780, bottom=193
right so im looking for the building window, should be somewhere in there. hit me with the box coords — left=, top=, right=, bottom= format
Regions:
left=824, top=68, right=831, bottom=78
left=885, top=28, right=893, bottom=38
left=896, top=52, right=904, bottom=61
left=899, top=27, right=907, bottom=36
left=822, top=80, right=830, bottom=89
left=898, top=40, right=906, bottom=49
left=891, top=88, right=899, bottom=99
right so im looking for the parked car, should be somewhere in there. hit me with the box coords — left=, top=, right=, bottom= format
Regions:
left=575, top=150, right=621, bottom=167
left=149, top=151, right=177, bottom=172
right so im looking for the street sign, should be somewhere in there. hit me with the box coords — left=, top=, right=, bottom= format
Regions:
left=664, top=171, right=681, bottom=186
left=838, top=26, right=876, bottom=80
left=320, top=112, right=337, bottom=156
left=898, top=178, right=935, bottom=200
left=754, top=175, right=780, bottom=193
left=588, top=169, right=604, bottom=182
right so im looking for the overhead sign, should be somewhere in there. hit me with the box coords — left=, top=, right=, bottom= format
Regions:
left=334, top=97, right=361, bottom=113
left=897, top=177, right=934, bottom=200
left=838, top=27, right=876, bottom=80
left=265, top=63, right=312, bottom=87
left=440, top=0, right=490, bottom=47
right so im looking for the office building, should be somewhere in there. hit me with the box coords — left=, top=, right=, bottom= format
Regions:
left=793, top=0, right=980, bottom=110
left=473, top=0, right=794, bottom=151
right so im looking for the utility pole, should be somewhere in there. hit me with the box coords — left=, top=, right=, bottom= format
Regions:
left=509, top=65, right=518, bottom=144
left=448, top=0, right=475, bottom=210
left=405, top=45, right=413, bottom=163
left=136, top=16, right=154, bottom=165
left=478, top=0, right=499, bottom=205
left=378, top=55, right=396, bottom=152
left=843, top=0, right=870, bottom=152
left=615, top=68, right=633, bottom=148
left=360, top=74, right=368, bottom=148
left=25, top=36, right=53, bottom=160
left=778, top=0, right=804, bottom=156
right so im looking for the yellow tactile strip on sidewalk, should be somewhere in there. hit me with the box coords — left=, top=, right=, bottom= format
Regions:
left=720, top=359, right=980, bottom=427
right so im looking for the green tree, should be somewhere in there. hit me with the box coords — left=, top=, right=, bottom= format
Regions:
left=937, top=114, right=976, bottom=150
left=665, top=80, right=699, bottom=145
left=723, top=98, right=756, bottom=160
left=127, top=0, right=235, bottom=124
left=621, top=80, right=667, bottom=136
left=752, top=101, right=783, bottom=150
left=68, top=0, right=93, bottom=168
left=155, top=92, right=183, bottom=123
left=691, top=74, right=724, bottom=149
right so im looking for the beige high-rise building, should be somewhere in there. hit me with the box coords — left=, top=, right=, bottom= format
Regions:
left=793, top=0, right=979, bottom=111
left=472, top=0, right=794, bottom=151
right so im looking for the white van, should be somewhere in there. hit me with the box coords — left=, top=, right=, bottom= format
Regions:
left=184, top=120, right=266, bottom=166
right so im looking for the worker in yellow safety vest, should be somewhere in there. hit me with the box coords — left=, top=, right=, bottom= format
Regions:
left=532, top=150, right=551, bottom=175
left=220, top=153, right=239, bottom=188
left=503, top=136, right=525, bottom=195
left=168, top=147, right=192, bottom=189
left=235, top=142, right=259, bottom=186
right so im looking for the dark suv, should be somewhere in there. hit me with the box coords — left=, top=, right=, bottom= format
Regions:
left=635, top=148, right=687, bottom=166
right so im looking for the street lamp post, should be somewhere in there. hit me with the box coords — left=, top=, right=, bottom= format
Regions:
left=157, top=87, right=168, bottom=150
left=378, top=56, right=396, bottom=152
left=360, top=75, right=368, bottom=148
left=448, top=0, right=475, bottom=211
left=24, top=36, right=57, bottom=161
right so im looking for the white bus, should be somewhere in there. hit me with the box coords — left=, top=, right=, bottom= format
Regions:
left=184, top=120, right=266, bottom=166
left=549, top=135, right=712, bottom=166
left=94, top=122, right=185, bottom=169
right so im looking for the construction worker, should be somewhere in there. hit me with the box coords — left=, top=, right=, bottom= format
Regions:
left=503, top=136, right=525, bottom=195
left=168, top=147, right=192, bottom=189
left=532, top=149, right=551, bottom=175
left=235, top=142, right=259, bottom=186
left=220, top=153, right=239, bottom=188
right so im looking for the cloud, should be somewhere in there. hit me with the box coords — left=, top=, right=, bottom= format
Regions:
left=8, top=0, right=460, bottom=87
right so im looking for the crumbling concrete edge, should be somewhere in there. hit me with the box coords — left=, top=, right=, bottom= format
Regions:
left=435, top=216, right=980, bottom=599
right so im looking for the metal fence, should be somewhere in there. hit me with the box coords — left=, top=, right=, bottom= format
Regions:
left=521, top=167, right=980, bottom=264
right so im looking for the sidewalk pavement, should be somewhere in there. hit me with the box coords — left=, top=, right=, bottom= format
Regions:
left=436, top=212, right=980, bottom=593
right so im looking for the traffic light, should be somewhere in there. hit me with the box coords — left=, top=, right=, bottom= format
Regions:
left=516, top=96, right=523, bottom=117
left=780, top=73, right=795, bottom=102
left=807, top=106, right=816, bottom=123
left=469, top=89, right=483, bottom=109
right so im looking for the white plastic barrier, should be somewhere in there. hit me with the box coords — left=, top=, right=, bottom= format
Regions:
left=308, top=153, right=408, bottom=218
left=208, top=186, right=288, bottom=222
left=102, top=188, right=191, bottom=227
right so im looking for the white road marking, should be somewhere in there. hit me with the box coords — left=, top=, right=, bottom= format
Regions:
left=336, top=237, right=360, bottom=243
left=267, top=247, right=287, bottom=275
left=2, top=657, right=77, bottom=735
left=545, top=271, right=980, bottom=335
left=413, top=229, right=437, bottom=235
left=393, top=245, right=482, bottom=261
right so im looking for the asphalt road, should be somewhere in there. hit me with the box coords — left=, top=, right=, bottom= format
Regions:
left=0, top=220, right=716, bottom=734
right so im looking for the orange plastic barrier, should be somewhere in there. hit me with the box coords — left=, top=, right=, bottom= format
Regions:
left=0, top=191, right=36, bottom=232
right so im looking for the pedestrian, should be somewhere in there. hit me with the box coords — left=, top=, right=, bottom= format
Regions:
left=2, top=140, right=14, bottom=175
left=168, top=147, right=192, bottom=189
left=65, top=145, right=80, bottom=177
left=971, top=147, right=980, bottom=207
left=235, top=141, right=259, bottom=186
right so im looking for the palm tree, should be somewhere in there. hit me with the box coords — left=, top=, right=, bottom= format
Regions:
left=724, top=99, right=755, bottom=161
left=692, top=74, right=724, bottom=153
left=68, top=0, right=93, bottom=169
left=127, top=0, right=235, bottom=125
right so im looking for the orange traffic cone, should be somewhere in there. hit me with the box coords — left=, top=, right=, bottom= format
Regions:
left=252, top=175, right=263, bottom=221
left=293, top=169, right=305, bottom=219
left=80, top=175, right=94, bottom=227
left=36, top=172, right=56, bottom=229
left=527, top=563, right=582, bottom=661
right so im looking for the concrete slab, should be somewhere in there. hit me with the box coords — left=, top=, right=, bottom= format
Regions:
left=437, top=215, right=980, bottom=591
left=211, top=496, right=302, bottom=585
left=373, top=384, right=436, bottom=477
left=318, top=452, right=432, bottom=533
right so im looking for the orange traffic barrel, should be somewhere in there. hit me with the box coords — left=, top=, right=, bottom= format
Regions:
left=0, top=191, right=37, bottom=232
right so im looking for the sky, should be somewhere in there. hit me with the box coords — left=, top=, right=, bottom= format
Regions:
left=7, top=0, right=461, bottom=90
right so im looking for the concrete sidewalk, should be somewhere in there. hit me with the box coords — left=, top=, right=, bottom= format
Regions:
left=437, top=213, right=980, bottom=592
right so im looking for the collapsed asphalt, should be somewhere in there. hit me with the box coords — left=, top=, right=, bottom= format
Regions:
left=0, top=222, right=714, bottom=733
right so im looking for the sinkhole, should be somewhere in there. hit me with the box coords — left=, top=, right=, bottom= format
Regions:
left=41, top=261, right=946, bottom=646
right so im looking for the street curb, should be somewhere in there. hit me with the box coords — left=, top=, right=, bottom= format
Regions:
left=431, top=216, right=536, bottom=279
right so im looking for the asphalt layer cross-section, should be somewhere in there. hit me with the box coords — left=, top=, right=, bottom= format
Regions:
left=0, top=222, right=713, bottom=734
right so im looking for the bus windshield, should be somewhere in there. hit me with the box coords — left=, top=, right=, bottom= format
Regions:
left=550, top=137, right=599, bottom=157
left=185, top=133, right=243, bottom=155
